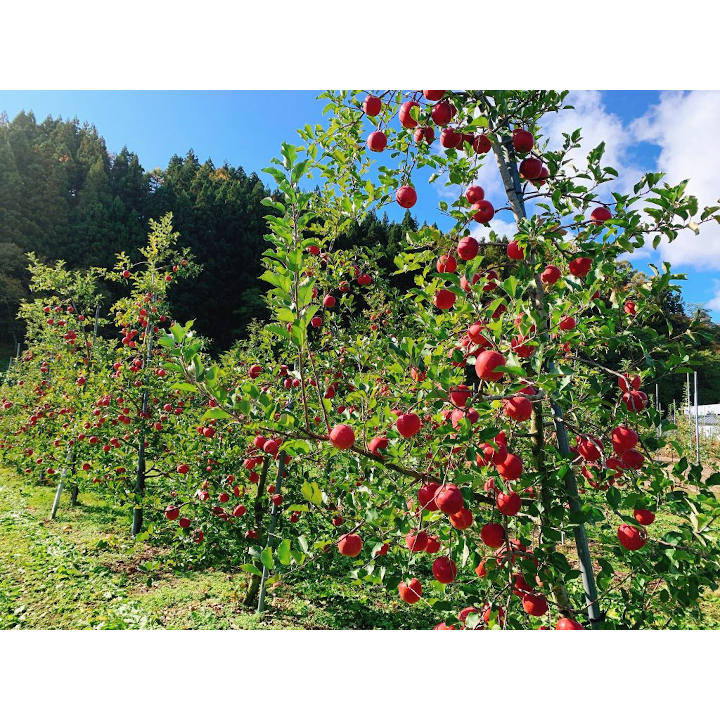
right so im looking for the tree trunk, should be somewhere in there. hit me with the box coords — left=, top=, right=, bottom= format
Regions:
left=131, top=434, right=145, bottom=536
left=257, top=452, right=287, bottom=613
left=490, top=122, right=602, bottom=626
left=243, top=456, right=271, bottom=607
left=132, top=319, right=155, bottom=537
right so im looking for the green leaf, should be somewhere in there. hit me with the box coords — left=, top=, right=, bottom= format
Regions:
left=277, top=539, right=292, bottom=565
left=239, top=563, right=263, bottom=577
left=171, top=382, right=197, bottom=393
left=202, top=408, right=231, bottom=421
left=301, top=480, right=323, bottom=506
left=260, top=547, right=274, bottom=570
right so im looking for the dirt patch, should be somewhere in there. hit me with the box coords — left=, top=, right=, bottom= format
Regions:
left=105, top=545, right=168, bottom=575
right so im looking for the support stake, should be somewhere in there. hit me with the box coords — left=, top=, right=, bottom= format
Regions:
left=132, top=313, right=155, bottom=537
left=257, top=451, right=287, bottom=614
left=694, top=370, right=700, bottom=465
left=50, top=449, right=73, bottom=520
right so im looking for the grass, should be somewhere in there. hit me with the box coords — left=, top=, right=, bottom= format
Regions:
left=0, top=467, right=424, bottom=629
left=1, top=465, right=718, bottom=629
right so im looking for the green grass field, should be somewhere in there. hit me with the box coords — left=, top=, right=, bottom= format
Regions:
left=1, top=466, right=718, bottom=629
left=0, top=467, right=427, bottom=629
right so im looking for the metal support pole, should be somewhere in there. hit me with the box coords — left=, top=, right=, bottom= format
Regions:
left=132, top=315, right=155, bottom=537
left=50, top=448, right=73, bottom=520
left=257, top=451, right=287, bottom=614
left=498, top=133, right=601, bottom=627
left=550, top=399, right=602, bottom=625
left=694, top=371, right=700, bottom=464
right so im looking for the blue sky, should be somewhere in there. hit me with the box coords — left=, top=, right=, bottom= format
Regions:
left=1, top=90, right=719, bottom=320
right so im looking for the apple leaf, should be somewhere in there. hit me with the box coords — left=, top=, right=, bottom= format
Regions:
left=240, top=563, right=263, bottom=577
left=260, top=547, right=274, bottom=570
left=276, top=539, right=292, bottom=565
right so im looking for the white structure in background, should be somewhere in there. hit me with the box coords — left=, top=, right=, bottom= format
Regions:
left=682, top=404, right=720, bottom=439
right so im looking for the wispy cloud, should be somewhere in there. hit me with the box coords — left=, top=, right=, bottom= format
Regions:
left=631, top=91, right=720, bottom=270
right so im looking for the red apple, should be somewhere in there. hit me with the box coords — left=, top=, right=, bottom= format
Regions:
left=559, top=316, right=576, bottom=331
left=263, top=439, right=280, bottom=457
left=406, top=531, right=428, bottom=552
left=611, top=426, right=638, bottom=453
left=399, top=100, right=420, bottom=129
left=397, top=412, right=422, bottom=438
left=440, top=127, right=463, bottom=149
left=556, top=617, right=583, bottom=630
left=465, top=186, right=485, bottom=204
left=633, top=508, right=655, bottom=526
left=622, top=389, right=648, bottom=413
left=497, top=453, right=523, bottom=481
left=418, top=481, right=440, bottom=511
left=473, top=134, right=491, bottom=154
left=504, top=395, right=532, bottom=422
left=475, top=350, right=506, bottom=381
left=449, top=507, right=473, bottom=530
left=497, top=491, right=521, bottom=516
left=329, top=424, right=355, bottom=450
left=413, top=126, right=435, bottom=144
left=512, top=128, right=534, bottom=152
left=338, top=533, right=363, bottom=557
left=471, top=200, right=495, bottom=223
left=398, top=578, right=422, bottom=604
left=432, top=556, right=457, bottom=584
left=431, top=100, right=455, bottom=126
left=433, top=289, right=456, bottom=309
left=480, top=522, right=506, bottom=548
left=507, top=240, right=525, bottom=260
left=590, top=206, right=612, bottom=224
left=436, top=255, right=457, bottom=273
left=457, top=235, right=479, bottom=261
left=449, top=385, right=472, bottom=407
left=568, top=257, right=592, bottom=278
left=396, top=185, right=417, bottom=208
left=518, top=156, right=543, bottom=180
left=541, top=265, right=561, bottom=284
left=367, top=130, right=387, bottom=152
left=522, top=593, right=548, bottom=617
left=621, top=448, right=644, bottom=470
left=369, top=436, right=389, bottom=456
left=363, top=94, right=382, bottom=116
left=435, top=484, right=464, bottom=515
left=617, top=524, right=646, bottom=550
left=424, top=536, right=440, bottom=554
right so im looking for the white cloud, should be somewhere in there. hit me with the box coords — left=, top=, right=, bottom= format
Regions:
left=630, top=91, right=720, bottom=270
left=707, top=281, right=720, bottom=313
left=541, top=90, right=639, bottom=194
left=471, top=217, right=517, bottom=241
